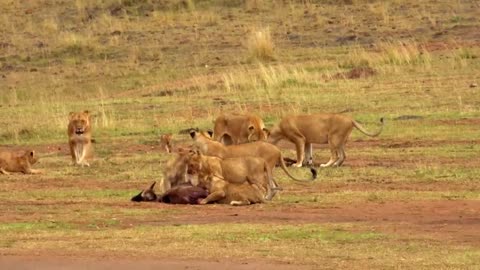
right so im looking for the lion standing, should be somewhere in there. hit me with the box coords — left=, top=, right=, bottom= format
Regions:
left=68, top=110, right=93, bottom=166
left=268, top=114, right=384, bottom=167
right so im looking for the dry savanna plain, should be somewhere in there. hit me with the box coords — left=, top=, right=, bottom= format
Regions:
left=0, top=0, right=479, bottom=269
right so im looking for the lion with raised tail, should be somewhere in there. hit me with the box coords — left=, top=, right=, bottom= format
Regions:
left=267, top=114, right=384, bottom=167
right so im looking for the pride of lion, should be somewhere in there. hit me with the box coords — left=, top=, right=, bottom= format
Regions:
left=3, top=111, right=383, bottom=206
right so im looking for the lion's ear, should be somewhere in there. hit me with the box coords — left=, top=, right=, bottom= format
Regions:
left=263, top=128, right=270, bottom=137
left=189, top=130, right=197, bottom=139
left=207, top=130, right=213, bottom=137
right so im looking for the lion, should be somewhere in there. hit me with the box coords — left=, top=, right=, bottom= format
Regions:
left=131, top=181, right=208, bottom=204
left=189, top=130, right=317, bottom=185
left=185, top=150, right=277, bottom=201
left=160, top=133, right=173, bottom=153
left=0, top=149, right=42, bottom=175
left=68, top=110, right=93, bottom=167
left=158, top=148, right=193, bottom=193
left=198, top=175, right=266, bottom=206
left=267, top=114, right=384, bottom=167
left=213, top=113, right=268, bottom=145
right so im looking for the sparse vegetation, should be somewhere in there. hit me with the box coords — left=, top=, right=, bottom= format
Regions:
left=0, top=0, right=479, bottom=268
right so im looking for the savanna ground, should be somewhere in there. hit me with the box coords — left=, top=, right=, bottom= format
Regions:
left=1, top=0, right=479, bottom=269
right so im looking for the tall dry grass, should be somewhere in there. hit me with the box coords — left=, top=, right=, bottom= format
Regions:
left=247, top=27, right=275, bottom=62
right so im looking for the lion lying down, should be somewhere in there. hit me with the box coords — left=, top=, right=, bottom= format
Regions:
left=198, top=176, right=266, bottom=206
left=0, top=149, right=42, bottom=175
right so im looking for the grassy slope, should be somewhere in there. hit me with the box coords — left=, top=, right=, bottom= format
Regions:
left=0, top=0, right=479, bottom=268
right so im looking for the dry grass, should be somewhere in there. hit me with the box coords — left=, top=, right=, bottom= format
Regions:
left=0, top=0, right=479, bottom=267
left=247, top=27, right=275, bottom=62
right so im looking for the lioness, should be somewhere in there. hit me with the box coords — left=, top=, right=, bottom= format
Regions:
left=185, top=150, right=277, bottom=200
left=68, top=110, right=93, bottom=166
left=190, top=130, right=316, bottom=185
left=267, top=114, right=384, bottom=167
left=0, top=149, right=42, bottom=175
left=131, top=182, right=208, bottom=204
left=160, top=133, right=173, bottom=153
left=198, top=175, right=266, bottom=206
left=159, top=148, right=197, bottom=194
left=213, top=113, right=268, bottom=145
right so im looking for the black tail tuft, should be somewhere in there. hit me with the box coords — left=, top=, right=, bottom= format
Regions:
left=310, top=168, right=317, bottom=180
left=380, top=117, right=385, bottom=123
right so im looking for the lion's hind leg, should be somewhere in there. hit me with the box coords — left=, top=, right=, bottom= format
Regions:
left=320, top=141, right=339, bottom=168
left=200, top=188, right=226, bottom=204
left=290, top=134, right=306, bottom=167
left=0, top=168, right=10, bottom=175
left=333, top=145, right=346, bottom=167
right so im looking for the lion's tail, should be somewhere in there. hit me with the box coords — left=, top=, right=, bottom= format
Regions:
left=278, top=153, right=317, bottom=182
left=353, top=117, right=384, bottom=137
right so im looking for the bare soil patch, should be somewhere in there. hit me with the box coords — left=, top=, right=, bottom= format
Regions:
left=1, top=200, right=478, bottom=269
left=128, top=200, right=480, bottom=246
left=0, top=255, right=312, bottom=270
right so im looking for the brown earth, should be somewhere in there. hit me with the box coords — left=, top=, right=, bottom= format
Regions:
left=1, top=132, right=479, bottom=269
left=0, top=255, right=312, bottom=270
left=1, top=200, right=478, bottom=269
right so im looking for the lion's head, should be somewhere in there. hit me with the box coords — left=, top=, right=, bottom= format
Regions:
left=68, top=111, right=91, bottom=135
left=22, top=150, right=38, bottom=165
left=185, top=150, right=203, bottom=176
left=247, top=123, right=269, bottom=142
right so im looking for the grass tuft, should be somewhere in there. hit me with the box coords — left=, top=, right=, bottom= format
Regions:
left=247, top=27, right=275, bottom=62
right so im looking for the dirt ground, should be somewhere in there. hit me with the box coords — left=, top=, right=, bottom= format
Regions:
left=0, top=256, right=311, bottom=270
left=1, top=199, right=478, bottom=269
left=1, top=132, right=479, bottom=269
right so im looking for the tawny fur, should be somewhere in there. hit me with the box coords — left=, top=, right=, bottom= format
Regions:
left=159, top=148, right=192, bottom=194
left=198, top=175, right=266, bottom=206
left=190, top=131, right=316, bottom=185
left=160, top=134, right=173, bottom=153
left=268, top=114, right=384, bottom=167
left=0, top=149, right=42, bottom=175
left=186, top=150, right=276, bottom=201
left=213, top=113, right=268, bottom=145
left=67, top=111, right=93, bottom=167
